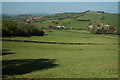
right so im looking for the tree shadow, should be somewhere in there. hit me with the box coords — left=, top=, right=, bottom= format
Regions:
left=2, top=52, right=16, bottom=55
left=2, top=59, right=58, bottom=77
left=2, top=49, right=16, bottom=55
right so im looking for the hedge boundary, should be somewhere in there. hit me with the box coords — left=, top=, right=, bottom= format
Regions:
left=1, top=39, right=117, bottom=45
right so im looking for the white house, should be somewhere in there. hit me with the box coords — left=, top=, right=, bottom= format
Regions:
left=25, top=23, right=28, bottom=24
left=61, top=26, right=65, bottom=28
left=88, top=25, right=94, bottom=28
left=56, top=26, right=61, bottom=28
left=104, top=24, right=109, bottom=27
left=56, top=26, right=65, bottom=28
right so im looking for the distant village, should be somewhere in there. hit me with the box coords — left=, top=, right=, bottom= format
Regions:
left=12, top=16, right=66, bottom=29
left=10, top=10, right=117, bottom=34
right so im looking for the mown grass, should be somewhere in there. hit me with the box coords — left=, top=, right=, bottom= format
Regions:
left=34, top=22, right=54, bottom=28
left=103, top=14, right=118, bottom=29
left=78, top=11, right=102, bottom=23
left=2, top=29, right=118, bottom=78
left=59, top=20, right=90, bottom=29
left=2, top=41, right=118, bottom=78
left=2, top=30, right=118, bottom=44
left=2, top=11, right=118, bottom=78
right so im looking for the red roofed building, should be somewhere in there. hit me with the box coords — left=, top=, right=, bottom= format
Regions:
left=33, top=17, right=43, bottom=19
left=26, top=17, right=43, bottom=21
left=27, top=18, right=33, bottom=21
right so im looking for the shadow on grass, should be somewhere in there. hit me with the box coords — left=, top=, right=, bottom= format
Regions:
left=2, top=49, right=16, bottom=55
left=2, top=59, right=58, bottom=76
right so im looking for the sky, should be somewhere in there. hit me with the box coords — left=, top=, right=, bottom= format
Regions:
left=1, top=2, right=118, bottom=15
left=1, top=0, right=120, bottom=2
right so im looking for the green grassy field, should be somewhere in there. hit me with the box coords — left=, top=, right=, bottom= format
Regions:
left=2, top=30, right=118, bottom=44
left=2, top=30, right=118, bottom=78
left=2, top=11, right=119, bottom=78
left=2, top=41, right=118, bottom=78
left=103, top=13, right=118, bottom=29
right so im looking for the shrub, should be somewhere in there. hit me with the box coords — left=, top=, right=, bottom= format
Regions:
left=89, top=26, right=116, bottom=34
left=15, top=29, right=31, bottom=37
left=2, top=21, right=45, bottom=37
left=115, top=30, right=120, bottom=35
left=106, top=26, right=116, bottom=34
left=31, top=29, right=44, bottom=36
left=2, top=20, right=17, bottom=36
left=16, top=23, right=45, bottom=36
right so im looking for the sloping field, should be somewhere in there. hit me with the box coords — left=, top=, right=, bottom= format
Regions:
left=2, top=30, right=118, bottom=78
left=2, top=41, right=118, bottom=78
left=2, top=30, right=118, bottom=44
left=33, top=11, right=118, bottom=30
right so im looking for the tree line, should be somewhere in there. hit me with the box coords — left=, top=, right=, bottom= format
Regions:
left=2, top=20, right=45, bottom=37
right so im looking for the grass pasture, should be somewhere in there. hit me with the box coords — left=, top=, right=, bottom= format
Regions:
left=2, top=30, right=118, bottom=44
left=2, top=11, right=119, bottom=78
left=32, top=11, right=118, bottom=30
left=2, top=41, right=118, bottom=78
left=103, top=14, right=118, bottom=29
left=2, top=30, right=118, bottom=78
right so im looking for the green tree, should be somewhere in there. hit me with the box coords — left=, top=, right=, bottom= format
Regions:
left=2, top=20, right=17, bottom=36
left=16, top=23, right=45, bottom=37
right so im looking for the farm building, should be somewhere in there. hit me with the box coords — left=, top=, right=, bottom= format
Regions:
left=104, top=24, right=110, bottom=27
left=56, top=26, right=65, bottom=28
left=26, top=17, right=44, bottom=21
left=88, top=25, right=94, bottom=28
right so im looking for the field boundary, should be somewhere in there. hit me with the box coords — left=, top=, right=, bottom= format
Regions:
left=1, top=39, right=117, bottom=45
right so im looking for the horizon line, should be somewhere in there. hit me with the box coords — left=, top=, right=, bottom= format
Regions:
left=2, top=10, right=118, bottom=15
left=1, top=0, right=120, bottom=2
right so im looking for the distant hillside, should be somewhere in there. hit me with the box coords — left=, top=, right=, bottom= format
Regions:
left=56, top=11, right=118, bottom=29
left=27, top=13, right=54, bottom=17
left=2, top=11, right=118, bottom=30
left=2, top=13, right=53, bottom=20
left=33, top=11, right=118, bottom=30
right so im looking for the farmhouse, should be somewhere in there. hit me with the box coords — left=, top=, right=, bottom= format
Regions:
left=56, top=26, right=65, bottom=28
left=88, top=24, right=106, bottom=28
left=104, top=24, right=109, bottom=27
left=88, top=25, right=94, bottom=28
